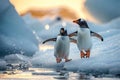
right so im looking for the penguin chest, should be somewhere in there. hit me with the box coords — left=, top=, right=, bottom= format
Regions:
left=77, top=28, right=92, bottom=50
left=54, top=36, right=70, bottom=58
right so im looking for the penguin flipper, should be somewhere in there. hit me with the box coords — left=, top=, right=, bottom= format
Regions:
left=68, top=31, right=77, bottom=37
left=42, top=38, right=57, bottom=44
left=70, top=38, right=77, bottom=44
left=90, top=31, right=104, bottom=41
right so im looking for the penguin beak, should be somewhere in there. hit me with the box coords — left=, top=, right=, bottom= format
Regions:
left=73, top=20, right=79, bottom=24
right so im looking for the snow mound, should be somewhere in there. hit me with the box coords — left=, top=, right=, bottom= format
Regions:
left=30, top=17, right=120, bottom=75
left=0, top=0, right=39, bottom=57
left=1, top=1, right=120, bottom=75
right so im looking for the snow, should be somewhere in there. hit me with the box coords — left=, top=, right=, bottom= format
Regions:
left=25, top=15, right=120, bottom=75
left=0, top=0, right=120, bottom=75
left=0, top=59, right=7, bottom=70
left=85, top=0, right=120, bottom=22
left=0, top=0, right=39, bottom=57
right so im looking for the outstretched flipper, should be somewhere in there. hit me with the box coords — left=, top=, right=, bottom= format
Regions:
left=42, top=38, right=57, bottom=44
left=68, top=31, right=77, bottom=37
left=70, top=38, right=77, bottom=44
left=90, top=31, right=103, bottom=41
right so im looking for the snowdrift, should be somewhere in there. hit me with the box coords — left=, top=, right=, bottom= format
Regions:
left=0, top=0, right=39, bottom=57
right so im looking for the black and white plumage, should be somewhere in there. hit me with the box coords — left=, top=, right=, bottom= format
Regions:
left=54, top=34, right=70, bottom=61
left=69, top=18, right=103, bottom=58
left=42, top=28, right=74, bottom=63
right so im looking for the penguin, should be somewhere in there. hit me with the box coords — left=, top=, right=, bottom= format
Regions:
left=69, top=18, right=103, bottom=58
left=42, top=28, right=75, bottom=63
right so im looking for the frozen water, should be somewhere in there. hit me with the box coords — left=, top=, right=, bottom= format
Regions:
left=0, top=0, right=39, bottom=57
left=85, top=0, right=120, bottom=23
left=0, top=0, right=120, bottom=76
left=27, top=15, right=120, bottom=75
left=0, top=59, right=7, bottom=70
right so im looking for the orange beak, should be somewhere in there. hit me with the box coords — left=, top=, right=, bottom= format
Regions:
left=73, top=20, right=79, bottom=24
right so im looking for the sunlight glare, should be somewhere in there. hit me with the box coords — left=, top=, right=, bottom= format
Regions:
left=62, top=22, right=66, bottom=27
left=45, top=24, right=50, bottom=30
left=10, top=0, right=100, bottom=23
left=39, top=44, right=54, bottom=51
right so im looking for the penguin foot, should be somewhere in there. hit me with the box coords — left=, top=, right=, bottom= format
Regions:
left=81, top=56, right=85, bottom=58
left=86, top=50, right=90, bottom=58
left=86, top=56, right=89, bottom=58
left=65, top=59, right=72, bottom=62
left=81, top=52, right=85, bottom=58
left=56, top=58, right=62, bottom=63
left=86, top=54, right=90, bottom=58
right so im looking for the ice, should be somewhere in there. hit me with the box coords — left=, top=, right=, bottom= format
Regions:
left=4, top=54, right=31, bottom=63
left=0, top=59, right=7, bottom=70
left=0, top=0, right=39, bottom=57
left=85, top=0, right=120, bottom=22
left=27, top=16, right=120, bottom=75
left=64, top=28, right=120, bottom=74
left=0, top=0, right=120, bottom=75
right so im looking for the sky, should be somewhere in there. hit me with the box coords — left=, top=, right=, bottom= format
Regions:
left=10, top=0, right=120, bottom=24
left=10, top=0, right=98, bottom=23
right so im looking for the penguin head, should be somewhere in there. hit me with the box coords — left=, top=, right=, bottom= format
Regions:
left=60, top=28, right=68, bottom=36
left=73, top=18, right=89, bottom=28
left=73, top=18, right=81, bottom=25
left=60, top=28, right=65, bottom=35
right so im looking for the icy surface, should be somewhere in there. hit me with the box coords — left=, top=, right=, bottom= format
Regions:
left=0, top=0, right=120, bottom=75
left=0, top=0, right=39, bottom=57
left=85, top=0, right=120, bottom=22
left=22, top=14, right=120, bottom=75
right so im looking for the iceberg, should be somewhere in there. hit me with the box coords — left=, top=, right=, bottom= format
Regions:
left=0, top=0, right=39, bottom=57
left=1, top=0, right=119, bottom=75
left=85, top=0, right=120, bottom=23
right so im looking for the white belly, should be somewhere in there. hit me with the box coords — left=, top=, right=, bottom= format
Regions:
left=77, top=28, right=92, bottom=51
left=54, top=36, right=70, bottom=59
